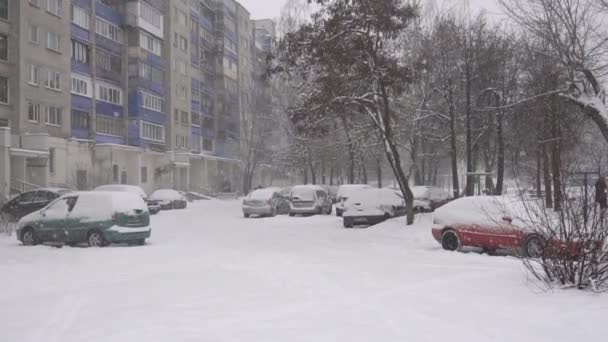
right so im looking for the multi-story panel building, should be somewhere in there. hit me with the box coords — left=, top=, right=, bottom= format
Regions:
left=0, top=0, right=278, bottom=200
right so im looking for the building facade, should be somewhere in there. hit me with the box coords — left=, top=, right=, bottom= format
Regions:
left=0, top=0, right=279, bottom=200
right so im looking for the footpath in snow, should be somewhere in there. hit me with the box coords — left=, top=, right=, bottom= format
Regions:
left=1, top=200, right=606, bottom=341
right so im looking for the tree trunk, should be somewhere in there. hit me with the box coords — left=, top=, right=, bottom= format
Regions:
left=376, top=156, right=382, bottom=188
left=329, top=164, right=334, bottom=186
left=448, top=81, right=460, bottom=199
left=494, top=111, right=505, bottom=195
left=542, top=145, right=553, bottom=208
left=536, top=147, right=542, bottom=198
left=360, top=155, right=367, bottom=184
left=303, top=168, right=308, bottom=185
left=321, top=159, right=326, bottom=185
left=378, top=82, right=415, bottom=225
left=464, top=36, right=475, bottom=197
left=551, top=108, right=562, bottom=211
left=339, top=116, right=355, bottom=184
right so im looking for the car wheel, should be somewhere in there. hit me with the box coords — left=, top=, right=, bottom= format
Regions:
left=336, top=209, right=342, bottom=217
left=441, top=229, right=460, bottom=251
left=244, top=213, right=250, bottom=218
left=21, top=227, right=38, bottom=246
left=271, top=207, right=277, bottom=217
left=289, top=213, right=295, bottom=217
left=343, top=218, right=353, bottom=228
left=524, top=234, right=545, bottom=258
left=87, top=230, right=106, bottom=247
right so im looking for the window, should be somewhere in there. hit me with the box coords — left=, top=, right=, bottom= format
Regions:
left=141, top=92, right=162, bottom=112
left=46, top=31, right=61, bottom=52
left=97, top=116, right=123, bottom=136
left=49, top=148, right=55, bottom=174
left=71, top=74, right=91, bottom=97
left=112, top=164, right=118, bottom=183
left=179, top=36, right=188, bottom=52
left=136, top=62, right=163, bottom=83
left=96, top=17, right=123, bottom=43
left=71, top=5, right=89, bottom=29
left=203, top=139, right=213, bottom=151
left=139, top=31, right=161, bottom=55
left=141, top=2, right=161, bottom=28
left=71, top=110, right=89, bottom=130
left=47, top=0, right=62, bottom=17
left=29, top=65, right=39, bottom=85
left=45, top=106, right=62, bottom=126
left=96, top=48, right=121, bottom=73
left=0, top=34, right=6, bottom=61
left=191, top=112, right=200, bottom=126
left=181, top=110, right=189, bottom=125
left=174, top=109, right=179, bottom=123
left=0, top=0, right=7, bottom=20
left=97, top=82, right=122, bottom=105
left=71, top=40, right=89, bottom=64
left=141, top=167, right=148, bottom=183
left=27, top=102, right=40, bottom=122
left=176, top=8, right=187, bottom=26
left=0, top=76, right=6, bottom=103
left=29, top=24, right=39, bottom=44
left=141, top=121, right=164, bottom=142
left=175, top=59, right=187, bottom=75
left=45, top=70, right=61, bottom=90
left=176, top=84, right=187, bottom=100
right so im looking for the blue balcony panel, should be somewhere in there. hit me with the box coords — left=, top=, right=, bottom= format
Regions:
left=71, top=95, right=93, bottom=112
left=96, top=35, right=123, bottom=54
left=71, top=127, right=90, bottom=140
left=96, top=134, right=125, bottom=145
left=73, top=0, right=90, bottom=9
left=96, top=2, right=124, bottom=25
left=71, top=60, right=92, bottom=75
left=96, top=101, right=124, bottom=118
left=71, top=24, right=90, bottom=42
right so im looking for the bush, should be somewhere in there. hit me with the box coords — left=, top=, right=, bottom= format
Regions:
left=520, top=188, right=608, bottom=291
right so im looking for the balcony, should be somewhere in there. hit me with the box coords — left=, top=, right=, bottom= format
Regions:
left=126, top=1, right=164, bottom=39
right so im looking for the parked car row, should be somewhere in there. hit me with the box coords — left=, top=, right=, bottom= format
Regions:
left=242, top=184, right=442, bottom=228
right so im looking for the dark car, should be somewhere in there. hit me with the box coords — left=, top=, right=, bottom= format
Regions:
left=1, top=188, right=72, bottom=222
left=150, top=189, right=187, bottom=210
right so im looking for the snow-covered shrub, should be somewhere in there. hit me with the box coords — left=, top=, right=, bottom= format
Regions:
left=520, top=189, right=608, bottom=291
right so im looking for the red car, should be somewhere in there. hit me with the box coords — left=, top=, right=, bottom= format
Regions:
left=431, top=196, right=602, bottom=258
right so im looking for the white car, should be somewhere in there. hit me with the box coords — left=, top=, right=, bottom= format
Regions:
left=242, top=187, right=284, bottom=218
left=149, top=189, right=187, bottom=210
left=94, top=184, right=161, bottom=215
left=335, top=184, right=373, bottom=216
left=342, top=188, right=406, bottom=228
left=289, top=185, right=333, bottom=216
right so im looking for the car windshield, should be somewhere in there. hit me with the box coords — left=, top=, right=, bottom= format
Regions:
left=291, top=188, right=316, bottom=201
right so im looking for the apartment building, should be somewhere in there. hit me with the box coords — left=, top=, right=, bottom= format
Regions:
left=0, top=0, right=278, bottom=200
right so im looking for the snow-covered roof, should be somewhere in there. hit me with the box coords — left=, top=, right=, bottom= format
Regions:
left=94, top=184, right=147, bottom=198
left=150, top=189, right=184, bottom=201
left=248, top=187, right=281, bottom=200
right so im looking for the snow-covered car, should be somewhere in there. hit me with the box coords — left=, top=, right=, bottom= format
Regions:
left=150, top=189, right=187, bottom=210
left=342, top=188, right=406, bottom=228
left=242, top=187, right=287, bottom=217
left=16, top=191, right=151, bottom=247
left=94, top=184, right=160, bottom=215
left=431, top=196, right=603, bottom=257
left=335, top=184, right=373, bottom=216
left=412, top=186, right=452, bottom=212
left=288, top=185, right=333, bottom=216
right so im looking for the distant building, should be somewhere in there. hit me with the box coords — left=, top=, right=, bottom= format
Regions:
left=0, top=0, right=278, bottom=199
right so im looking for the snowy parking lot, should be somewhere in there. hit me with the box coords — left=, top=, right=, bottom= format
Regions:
left=1, top=199, right=606, bottom=342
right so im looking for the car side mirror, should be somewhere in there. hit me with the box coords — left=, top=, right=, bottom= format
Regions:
left=502, top=216, right=512, bottom=224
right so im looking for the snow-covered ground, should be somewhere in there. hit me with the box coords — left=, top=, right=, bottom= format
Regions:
left=1, top=200, right=606, bottom=341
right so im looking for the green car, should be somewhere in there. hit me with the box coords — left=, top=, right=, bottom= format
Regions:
left=16, top=191, right=151, bottom=247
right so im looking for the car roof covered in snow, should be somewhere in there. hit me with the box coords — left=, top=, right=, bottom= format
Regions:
left=345, top=188, right=404, bottom=207
left=150, top=189, right=184, bottom=201
left=433, top=196, right=529, bottom=228
left=94, top=184, right=147, bottom=198
left=61, top=191, right=147, bottom=212
left=248, top=187, right=281, bottom=199
left=337, top=184, right=373, bottom=197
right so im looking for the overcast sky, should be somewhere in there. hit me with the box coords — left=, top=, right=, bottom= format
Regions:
left=238, top=0, right=504, bottom=21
